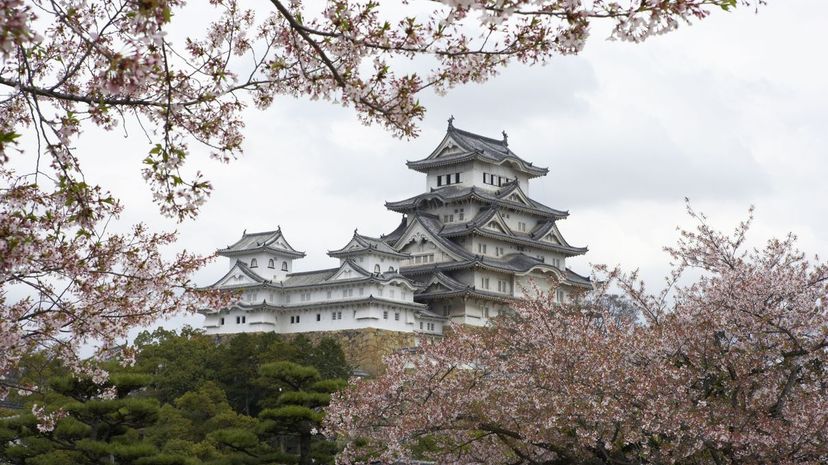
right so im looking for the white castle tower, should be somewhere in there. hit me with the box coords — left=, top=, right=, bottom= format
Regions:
left=382, top=119, right=591, bottom=325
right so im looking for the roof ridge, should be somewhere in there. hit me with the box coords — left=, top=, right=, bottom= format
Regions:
left=242, top=228, right=280, bottom=237
left=286, top=267, right=340, bottom=276
left=449, top=125, right=507, bottom=147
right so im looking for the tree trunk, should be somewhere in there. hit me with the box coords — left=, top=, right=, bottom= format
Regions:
left=299, top=432, right=312, bottom=465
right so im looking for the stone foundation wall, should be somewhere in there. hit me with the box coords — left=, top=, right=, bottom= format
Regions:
left=285, top=329, right=418, bottom=376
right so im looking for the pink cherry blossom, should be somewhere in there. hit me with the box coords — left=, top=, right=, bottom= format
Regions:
left=326, top=205, right=828, bottom=465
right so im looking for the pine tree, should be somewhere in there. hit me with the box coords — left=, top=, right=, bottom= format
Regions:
left=257, top=362, right=346, bottom=465
left=0, top=369, right=160, bottom=465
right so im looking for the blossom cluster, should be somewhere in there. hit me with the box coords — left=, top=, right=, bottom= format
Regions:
left=326, top=208, right=828, bottom=465
left=0, top=167, right=227, bottom=401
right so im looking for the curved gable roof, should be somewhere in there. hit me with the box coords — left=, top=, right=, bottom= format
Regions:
left=218, top=227, right=305, bottom=258
left=386, top=185, right=568, bottom=220
left=206, top=260, right=269, bottom=289
left=406, top=123, right=549, bottom=177
left=329, top=230, right=410, bottom=258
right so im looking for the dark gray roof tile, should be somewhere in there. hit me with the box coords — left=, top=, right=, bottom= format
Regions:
left=407, top=124, right=549, bottom=177
left=329, top=230, right=410, bottom=258
left=218, top=227, right=305, bottom=258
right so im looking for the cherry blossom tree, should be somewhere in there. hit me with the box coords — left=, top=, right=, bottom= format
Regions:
left=326, top=206, right=828, bottom=465
left=1, top=0, right=764, bottom=396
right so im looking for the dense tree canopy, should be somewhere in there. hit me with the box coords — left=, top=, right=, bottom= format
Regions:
left=0, top=0, right=765, bottom=388
left=0, top=330, right=350, bottom=465
left=326, top=207, right=828, bottom=465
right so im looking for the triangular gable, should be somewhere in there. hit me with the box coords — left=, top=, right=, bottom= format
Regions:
left=482, top=210, right=513, bottom=236
left=422, top=281, right=454, bottom=294
left=424, top=132, right=471, bottom=160
left=542, top=233, right=562, bottom=245
left=338, top=236, right=367, bottom=252
left=546, top=224, right=574, bottom=248
left=393, top=217, right=465, bottom=262
left=434, top=140, right=465, bottom=159
left=272, top=236, right=290, bottom=250
left=486, top=221, right=505, bottom=234
left=265, top=230, right=300, bottom=253
left=501, top=185, right=533, bottom=207
left=327, top=260, right=372, bottom=281
left=211, top=262, right=265, bottom=289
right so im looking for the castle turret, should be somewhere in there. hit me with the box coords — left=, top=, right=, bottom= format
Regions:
left=216, top=227, right=305, bottom=282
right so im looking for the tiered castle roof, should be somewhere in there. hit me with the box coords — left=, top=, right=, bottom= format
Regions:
left=385, top=182, right=569, bottom=219
left=328, top=230, right=410, bottom=259
left=217, top=227, right=305, bottom=258
left=207, top=258, right=420, bottom=291
left=382, top=212, right=590, bottom=287
left=385, top=120, right=591, bottom=293
left=406, top=122, right=549, bottom=178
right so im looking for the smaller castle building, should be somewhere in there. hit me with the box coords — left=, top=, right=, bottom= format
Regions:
left=200, top=228, right=446, bottom=336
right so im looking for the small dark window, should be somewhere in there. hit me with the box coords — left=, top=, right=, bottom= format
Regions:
left=281, top=261, right=288, bottom=271
left=316, top=314, right=321, bottom=321
left=250, top=258, right=258, bottom=268
left=236, top=316, right=241, bottom=324
left=437, top=175, right=442, bottom=186
left=268, top=259, right=275, bottom=268
left=296, top=315, right=300, bottom=323
left=220, top=317, right=225, bottom=325
left=290, top=316, right=295, bottom=324
left=455, top=173, right=460, bottom=183
left=242, top=316, right=246, bottom=323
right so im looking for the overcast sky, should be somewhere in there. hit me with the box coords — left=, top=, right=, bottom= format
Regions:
left=60, top=0, right=828, bottom=333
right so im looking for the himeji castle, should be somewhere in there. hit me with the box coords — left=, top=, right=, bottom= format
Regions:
left=200, top=119, right=591, bottom=338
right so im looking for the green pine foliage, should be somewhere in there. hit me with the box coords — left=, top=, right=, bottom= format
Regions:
left=0, top=330, right=353, bottom=465
left=258, top=362, right=347, bottom=465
